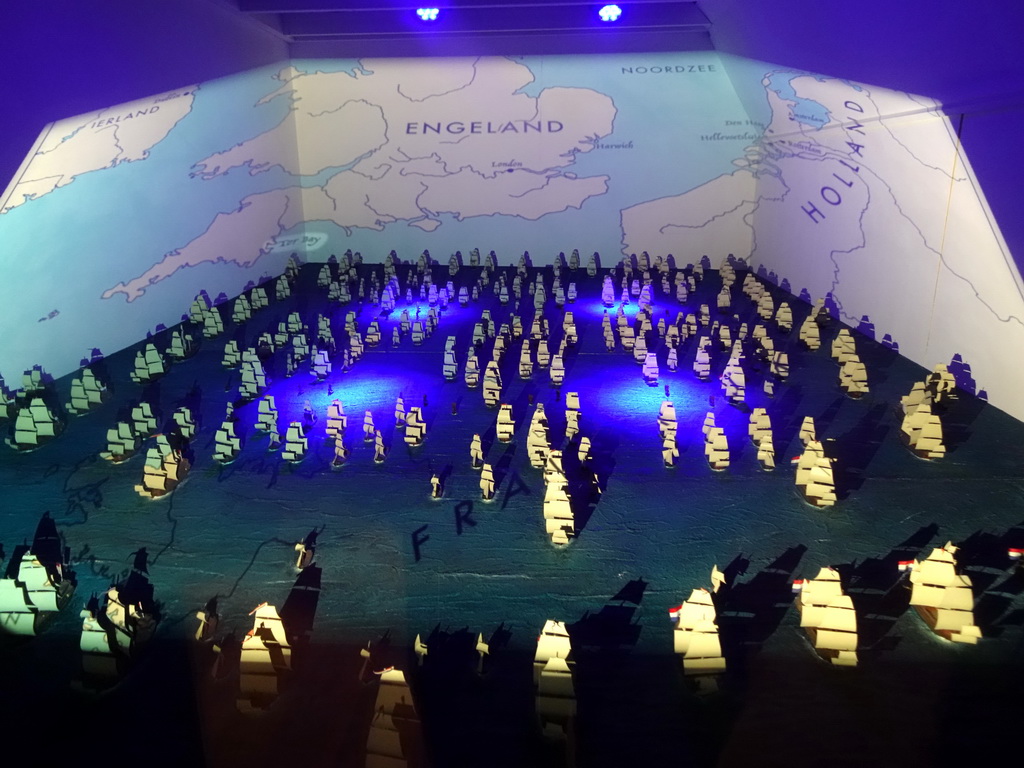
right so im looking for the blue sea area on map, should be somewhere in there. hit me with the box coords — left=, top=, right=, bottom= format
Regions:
left=765, top=72, right=831, bottom=128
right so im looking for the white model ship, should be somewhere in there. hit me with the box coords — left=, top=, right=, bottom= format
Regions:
left=188, top=294, right=208, bottom=324
left=101, top=421, right=140, bottom=462
left=926, top=364, right=958, bottom=405
left=231, top=294, right=252, bottom=324
left=0, top=548, right=74, bottom=636
left=365, top=320, right=381, bottom=347
left=794, top=440, right=837, bottom=507
left=135, top=434, right=189, bottom=498
left=527, top=405, right=550, bottom=469
left=256, top=396, right=279, bottom=433
left=66, top=367, right=108, bottom=415
left=671, top=587, right=726, bottom=676
left=250, top=285, right=269, bottom=311
left=906, top=542, right=981, bottom=643
left=405, top=407, right=426, bottom=446
left=172, top=407, right=196, bottom=441
left=642, top=352, right=659, bottom=385
left=130, top=343, right=166, bottom=384
left=364, top=664, right=425, bottom=767
left=721, top=356, right=745, bottom=404
left=239, top=355, right=267, bottom=400
left=831, top=328, right=857, bottom=364
left=534, top=620, right=576, bottom=745
left=658, top=401, right=678, bottom=442
left=311, top=349, right=331, bottom=380
left=79, top=575, right=158, bottom=685
left=518, top=339, right=534, bottom=379
left=222, top=339, right=241, bottom=368
left=798, top=314, right=820, bottom=350
left=443, top=336, right=458, bottom=380
left=899, top=380, right=931, bottom=415
left=213, top=419, right=241, bottom=463
left=291, top=333, right=310, bottom=363
left=693, top=338, right=712, bottom=380
left=839, top=355, right=869, bottom=398
left=798, top=415, right=816, bottom=446
left=238, top=602, right=292, bottom=712
left=496, top=403, right=514, bottom=442
left=282, top=421, right=307, bottom=462
left=543, top=469, right=575, bottom=547
left=748, top=408, right=770, bottom=444
left=900, top=403, right=946, bottom=459
left=130, top=401, right=157, bottom=436
left=705, top=426, right=729, bottom=471
left=633, top=330, right=648, bottom=364
left=7, top=397, right=63, bottom=451
left=325, top=399, right=346, bottom=439
left=757, top=432, right=776, bottom=471
left=775, top=302, right=793, bottom=332
left=202, top=306, right=224, bottom=339
left=483, top=361, right=502, bottom=407
left=166, top=328, right=197, bottom=361
left=716, top=286, right=731, bottom=312
left=794, top=567, right=858, bottom=666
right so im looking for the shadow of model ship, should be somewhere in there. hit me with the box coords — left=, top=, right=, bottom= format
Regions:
left=717, top=545, right=806, bottom=667
left=837, top=526, right=940, bottom=656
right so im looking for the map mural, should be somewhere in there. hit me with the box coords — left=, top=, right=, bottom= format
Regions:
left=1, top=52, right=1022, bottom=419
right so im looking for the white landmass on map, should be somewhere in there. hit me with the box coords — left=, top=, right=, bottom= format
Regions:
left=621, top=169, right=771, bottom=264
left=1, top=87, right=196, bottom=214
left=102, top=189, right=296, bottom=302
left=103, top=57, right=615, bottom=302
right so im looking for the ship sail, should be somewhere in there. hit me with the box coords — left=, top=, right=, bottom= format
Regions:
left=908, top=543, right=981, bottom=643
left=797, top=567, right=857, bottom=666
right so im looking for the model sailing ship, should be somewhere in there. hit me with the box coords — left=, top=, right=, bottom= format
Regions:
left=213, top=418, right=241, bottom=463
left=6, top=397, right=64, bottom=451
left=905, top=542, right=981, bottom=643
left=237, top=602, right=293, bottom=712
left=101, top=421, right=140, bottom=462
left=364, top=664, right=425, bottom=767
left=135, top=434, right=190, bottom=498
left=282, top=421, right=308, bottom=462
left=839, top=355, right=869, bottom=398
left=794, top=567, right=858, bottom=666
left=0, top=514, right=75, bottom=636
left=748, top=408, right=775, bottom=470
left=534, top=620, right=576, bottom=749
left=670, top=582, right=726, bottom=679
left=166, top=327, right=197, bottom=361
left=65, top=367, right=108, bottom=415
left=129, top=343, right=166, bottom=384
left=794, top=440, right=837, bottom=507
left=78, top=550, right=158, bottom=687
left=899, top=403, right=946, bottom=459
left=705, top=426, right=729, bottom=471
left=543, top=475, right=575, bottom=547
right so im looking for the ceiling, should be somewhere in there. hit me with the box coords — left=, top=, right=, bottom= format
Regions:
left=232, top=0, right=710, bottom=40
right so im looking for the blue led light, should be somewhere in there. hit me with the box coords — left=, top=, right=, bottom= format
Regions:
left=599, top=4, right=622, bottom=22
left=416, top=7, right=440, bottom=21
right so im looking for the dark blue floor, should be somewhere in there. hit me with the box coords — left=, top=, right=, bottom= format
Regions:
left=2, top=261, right=1023, bottom=767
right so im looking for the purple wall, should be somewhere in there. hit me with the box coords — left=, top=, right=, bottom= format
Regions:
left=701, top=0, right=1024, bottom=274
left=956, top=105, right=1024, bottom=272
left=0, top=0, right=289, bottom=195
